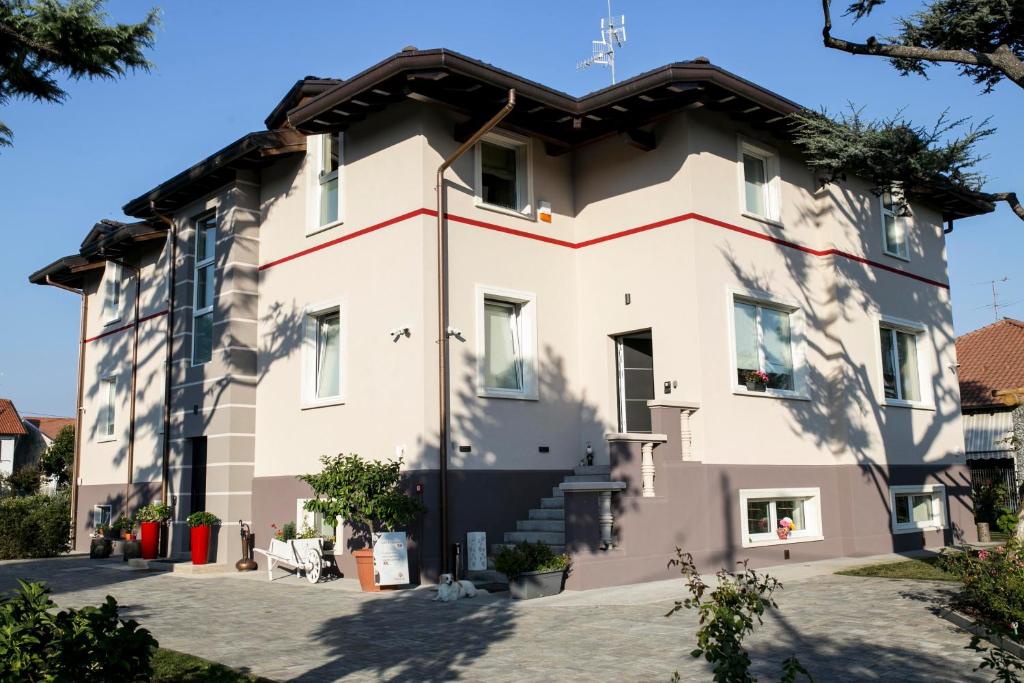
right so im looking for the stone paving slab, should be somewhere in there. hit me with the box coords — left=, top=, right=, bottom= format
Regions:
left=0, top=556, right=989, bottom=682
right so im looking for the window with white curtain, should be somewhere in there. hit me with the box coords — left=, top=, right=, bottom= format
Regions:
left=738, top=138, right=780, bottom=222
left=302, top=301, right=344, bottom=407
left=103, top=262, right=123, bottom=324
left=881, top=190, right=909, bottom=259
left=99, top=376, right=116, bottom=440
left=192, top=213, right=217, bottom=365
left=880, top=324, right=921, bottom=402
left=733, top=298, right=795, bottom=392
left=889, top=485, right=946, bottom=533
left=476, top=286, right=538, bottom=399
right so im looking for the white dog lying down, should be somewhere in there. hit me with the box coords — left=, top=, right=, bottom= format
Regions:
left=434, top=573, right=481, bottom=602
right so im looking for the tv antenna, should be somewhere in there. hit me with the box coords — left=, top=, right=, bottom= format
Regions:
left=973, top=276, right=1019, bottom=321
left=576, top=0, right=627, bottom=85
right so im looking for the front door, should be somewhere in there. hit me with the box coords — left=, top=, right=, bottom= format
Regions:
left=186, top=437, right=207, bottom=552
left=615, top=331, right=655, bottom=433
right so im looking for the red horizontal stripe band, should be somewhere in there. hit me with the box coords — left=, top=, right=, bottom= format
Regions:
left=83, top=309, right=168, bottom=344
left=258, top=208, right=949, bottom=289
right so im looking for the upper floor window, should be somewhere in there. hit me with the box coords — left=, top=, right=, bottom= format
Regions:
left=98, top=376, right=116, bottom=441
left=476, top=285, right=537, bottom=399
left=738, top=138, right=780, bottom=223
left=192, top=213, right=216, bottom=366
left=732, top=294, right=801, bottom=395
left=307, top=133, right=342, bottom=234
left=302, top=300, right=344, bottom=408
left=881, top=190, right=909, bottom=259
left=879, top=323, right=922, bottom=403
left=103, top=262, right=123, bottom=325
left=475, top=133, right=532, bottom=218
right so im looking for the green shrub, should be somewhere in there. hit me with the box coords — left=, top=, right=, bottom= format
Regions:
left=186, top=511, right=219, bottom=527
left=110, top=514, right=134, bottom=536
left=940, top=541, right=1024, bottom=636
left=494, top=541, right=569, bottom=579
left=5, top=464, right=42, bottom=496
left=997, top=510, right=1019, bottom=536
left=0, top=579, right=157, bottom=681
left=135, top=502, right=172, bottom=523
left=0, top=492, right=70, bottom=560
left=973, top=482, right=1010, bottom=526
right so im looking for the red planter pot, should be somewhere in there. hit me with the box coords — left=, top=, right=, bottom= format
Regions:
left=139, top=521, right=160, bottom=559
left=190, top=525, right=211, bottom=565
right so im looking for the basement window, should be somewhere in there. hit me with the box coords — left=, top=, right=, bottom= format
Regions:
left=475, top=132, right=533, bottom=218
left=889, top=485, right=946, bottom=533
left=739, top=488, right=823, bottom=547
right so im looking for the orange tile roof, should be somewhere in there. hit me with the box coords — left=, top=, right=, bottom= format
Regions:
left=956, top=319, right=1024, bottom=410
left=0, top=399, right=27, bottom=436
left=24, top=416, right=74, bottom=440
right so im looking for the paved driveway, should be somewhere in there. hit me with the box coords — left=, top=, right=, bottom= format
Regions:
left=0, top=556, right=987, bottom=682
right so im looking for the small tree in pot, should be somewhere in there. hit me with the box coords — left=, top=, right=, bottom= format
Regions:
left=186, top=512, right=219, bottom=566
left=298, top=454, right=424, bottom=592
left=134, top=503, right=171, bottom=560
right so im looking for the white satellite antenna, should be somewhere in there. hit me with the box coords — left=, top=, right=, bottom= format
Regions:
left=576, top=0, right=627, bottom=85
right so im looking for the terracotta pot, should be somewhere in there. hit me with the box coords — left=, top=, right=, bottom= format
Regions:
left=353, top=548, right=379, bottom=592
left=190, top=525, right=211, bottom=565
left=139, top=521, right=160, bottom=559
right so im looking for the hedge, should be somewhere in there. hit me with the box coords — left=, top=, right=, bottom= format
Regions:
left=0, top=492, right=71, bottom=560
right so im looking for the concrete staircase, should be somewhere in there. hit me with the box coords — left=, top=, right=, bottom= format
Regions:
left=489, top=465, right=611, bottom=558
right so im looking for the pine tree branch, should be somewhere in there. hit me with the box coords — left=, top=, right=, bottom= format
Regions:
left=821, top=0, right=1024, bottom=90
left=989, top=192, right=1024, bottom=221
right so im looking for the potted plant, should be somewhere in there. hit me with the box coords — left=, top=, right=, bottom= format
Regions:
left=187, top=511, right=219, bottom=565
left=89, top=525, right=111, bottom=559
left=298, top=454, right=425, bottom=592
left=135, top=503, right=171, bottom=560
left=777, top=516, right=795, bottom=540
left=495, top=541, right=570, bottom=600
left=743, top=370, right=770, bottom=392
left=110, top=514, right=134, bottom=540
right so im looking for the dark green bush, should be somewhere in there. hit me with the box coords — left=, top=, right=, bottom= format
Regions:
left=997, top=510, right=1019, bottom=537
left=973, top=481, right=1010, bottom=526
left=0, top=580, right=157, bottom=681
left=0, top=492, right=71, bottom=560
left=494, top=541, right=569, bottom=579
left=4, top=464, right=42, bottom=496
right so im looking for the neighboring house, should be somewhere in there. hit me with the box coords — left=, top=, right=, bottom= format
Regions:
left=956, top=318, right=1024, bottom=509
left=0, top=399, right=27, bottom=477
left=31, top=48, right=989, bottom=588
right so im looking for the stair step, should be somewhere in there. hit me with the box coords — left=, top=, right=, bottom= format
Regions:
left=573, top=465, right=611, bottom=476
left=563, top=474, right=611, bottom=483
left=528, top=508, right=564, bottom=520
left=552, top=487, right=564, bottom=497
left=492, top=543, right=566, bottom=556
left=539, top=497, right=564, bottom=509
left=504, top=531, right=565, bottom=545
left=466, top=569, right=507, bottom=585
left=516, top=519, right=565, bottom=532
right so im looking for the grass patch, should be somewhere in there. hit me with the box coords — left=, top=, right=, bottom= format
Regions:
left=152, top=648, right=275, bottom=682
left=836, top=557, right=958, bottom=582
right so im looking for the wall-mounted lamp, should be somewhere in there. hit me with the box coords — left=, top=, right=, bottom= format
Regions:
left=624, top=293, right=631, bottom=305
left=388, top=326, right=411, bottom=342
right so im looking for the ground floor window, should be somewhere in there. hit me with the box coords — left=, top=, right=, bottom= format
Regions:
left=739, top=487, right=823, bottom=547
left=92, top=504, right=111, bottom=532
left=889, top=485, right=947, bottom=533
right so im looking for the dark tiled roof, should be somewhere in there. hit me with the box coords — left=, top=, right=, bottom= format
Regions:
left=24, top=416, right=74, bottom=440
left=956, top=318, right=1024, bottom=410
left=0, top=399, right=27, bottom=436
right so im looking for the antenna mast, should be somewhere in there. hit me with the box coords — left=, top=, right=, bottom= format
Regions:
left=973, top=276, right=1019, bottom=321
left=577, top=0, right=627, bottom=84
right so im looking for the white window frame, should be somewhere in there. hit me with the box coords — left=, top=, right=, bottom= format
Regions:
left=102, top=262, right=123, bottom=325
left=97, top=375, right=117, bottom=442
left=737, top=137, right=782, bottom=225
left=874, top=314, right=933, bottom=409
left=880, top=190, right=910, bottom=261
left=726, top=288, right=807, bottom=400
left=92, top=504, right=112, bottom=530
left=474, top=131, right=534, bottom=220
left=300, top=298, right=346, bottom=409
left=739, top=487, right=823, bottom=548
left=296, top=498, right=341, bottom=543
left=475, top=285, right=538, bottom=400
left=306, top=132, right=344, bottom=236
left=191, top=212, right=217, bottom=367
left=889, top=484, right=947, bottom=534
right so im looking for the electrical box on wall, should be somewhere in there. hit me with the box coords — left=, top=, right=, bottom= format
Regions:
left=538, top=201, right=552, bottom=223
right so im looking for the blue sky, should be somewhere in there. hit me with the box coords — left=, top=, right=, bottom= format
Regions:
left=1, top=0, right=1020, bottom=415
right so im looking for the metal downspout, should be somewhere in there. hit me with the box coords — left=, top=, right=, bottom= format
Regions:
left=47, top=276, right=85, bottom=548
left=435, top=89, right=516, bottom=574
